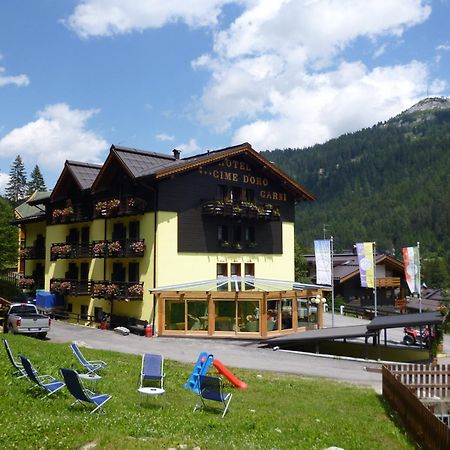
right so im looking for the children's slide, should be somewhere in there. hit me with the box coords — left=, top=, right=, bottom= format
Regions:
left=213, top=359, right=248, bottom=390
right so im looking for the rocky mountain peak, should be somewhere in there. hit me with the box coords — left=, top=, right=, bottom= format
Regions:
left=404, top=97, right=450, bottom=114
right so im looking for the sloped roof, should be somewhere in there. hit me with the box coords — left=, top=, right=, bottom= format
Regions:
left=152, top=142, right=314, bottom=201
left=14, top=191, right=51, bottom=222
left=67, top=160, right=102, bottom=190
left=50, top=160, right=102, bottom=202
left=92, top=142, right=314, bottom=201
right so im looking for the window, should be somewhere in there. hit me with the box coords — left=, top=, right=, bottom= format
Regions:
left=129, top=221, right=140, bottom=240
left=245, top=226, right=255, bottom=243
left=80, top=304, right=88, bottom=320
left=245, top=188, right=254, bottom=202
left=217, top=263, right=228, bottom=277
left=230, top=186, right=242, bottom=202
left=129, top=262, right=140, bottom=283
left=218, top=225, right=228, bottom=242
left=94, top=307, right=103, bottom=323
left=112, top=263, right=126, bottom=282
left=217, top=185, right=228, bottom=200
left=66, top=263, right=78, bottom=280
left=67, top=228, right=79, bottom=244
left=81, top=227, right=90, bottom=243
left=231, top=263, right=241, bottom=277
left=233, top=225, right=242, bottom=243
left=245, top=263, right=255, bottom=276
left=112, top=223, right=126, bottom=240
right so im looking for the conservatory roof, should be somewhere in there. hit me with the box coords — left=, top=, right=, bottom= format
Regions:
left=149, top=276, right=327, bottom=293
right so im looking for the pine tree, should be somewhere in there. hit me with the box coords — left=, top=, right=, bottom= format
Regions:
left=27, top=165, right=47, bottom=195
left=5, top=155, right=27, bottom=205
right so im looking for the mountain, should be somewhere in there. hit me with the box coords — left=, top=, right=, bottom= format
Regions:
left=262, top=98, right=450, bottom=263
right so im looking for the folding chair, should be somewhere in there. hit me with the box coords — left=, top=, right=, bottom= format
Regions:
left=71, top=342, right=107, bottom=374
left=2, top=338, right=27, bottom=378
left=19, top=355, right=65, bottom=398
left=193, top=375, right=233, bottom=418
left=60, top=368, right=111, bottom=414
left=137, top=353, right=165, bottom=402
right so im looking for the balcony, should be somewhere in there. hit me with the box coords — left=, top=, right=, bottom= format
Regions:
left=50, top=278, right=91, bottom=296
left=19, top=246, right=45, bottom=260
left=376, top=277, right=401, bottom=288
left=93, top=196, right=147, bottom=219
left=220, top=240, right=257, bottom=252
left=50, top=239, right=146, bottom=260
left=91, top=280, right=144, bottom=300
left=51, top=203, right=91, bottom=225
left=92, top=239, right=146, bottom=258
left=202, top=200, right=280, bottom=221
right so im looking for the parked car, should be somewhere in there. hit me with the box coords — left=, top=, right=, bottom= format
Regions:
left=3, top=303, right=51, bottom=339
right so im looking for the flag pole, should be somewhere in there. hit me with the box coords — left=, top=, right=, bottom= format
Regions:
left=373, top=241, right=377, bottom=317
left=417, top=241, right=422, bottom=313
left=331, top=235, right=335, bottom=327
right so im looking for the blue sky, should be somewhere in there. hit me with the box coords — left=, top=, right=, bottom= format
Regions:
left=0, top=0, right=449, bottom=192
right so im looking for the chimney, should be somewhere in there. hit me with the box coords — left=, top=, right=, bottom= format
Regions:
left=172, top=149, right=181, bottom=160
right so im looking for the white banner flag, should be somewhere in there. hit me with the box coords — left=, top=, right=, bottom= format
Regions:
left=314, top=240, right=332, bottom=285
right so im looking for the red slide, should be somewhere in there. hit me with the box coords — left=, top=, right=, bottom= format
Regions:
left=213, top=359, right=248, bottom=390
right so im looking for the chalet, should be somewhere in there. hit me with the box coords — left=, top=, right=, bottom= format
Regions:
left=305, top=252, right=408, bottom=308
left=15, top=142, right=326, bottom=338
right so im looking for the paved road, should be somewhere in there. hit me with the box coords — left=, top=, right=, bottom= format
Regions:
left=47, top=312, right=449, bottom=395
left=47, top=314, right=386, bottom=393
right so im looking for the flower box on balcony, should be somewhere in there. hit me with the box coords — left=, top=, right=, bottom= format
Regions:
left=92, top=241, right=106, bottom=257
left=50, top=280, right=72, bottom=295
left=130, top=240, right=145, bottom=255
left=127, top=283, right=144, bottom=297
left=95, top=198, right=121, bottom=216
left=19, top=248, right=33, bottom=258
left=52, top=205, right=74, bottom=223
left=108, top=241, right=122, bottom=255
left=51, top=244, right=73, bottom=260
left=18, top=278, right=35, bottom=289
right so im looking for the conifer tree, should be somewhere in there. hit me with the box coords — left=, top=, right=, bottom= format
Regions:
left=27, top=164, right=47, bottom=195
left=5, top=155, right=27, bottom=205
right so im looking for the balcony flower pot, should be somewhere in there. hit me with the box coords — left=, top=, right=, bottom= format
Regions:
left=92, top=241, right=106, bottom=257
left=130, top=240, right=145, bottom=254
left=220, top=240, right=230, bottom=248
left=128, top=283, right=144, bottom=297
left=18, top=278, right=35, bottom=290
left=108, top=241, right=122, bottom=255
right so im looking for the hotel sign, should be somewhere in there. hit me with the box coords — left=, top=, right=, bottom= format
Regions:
left=199, top=158, right=288, bottom=202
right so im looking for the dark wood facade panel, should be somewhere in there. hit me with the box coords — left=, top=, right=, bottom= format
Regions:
left=158, top=155, right=294, bottom=254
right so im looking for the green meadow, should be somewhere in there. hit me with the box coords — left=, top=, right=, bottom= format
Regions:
left=0, top=334, right=414, bottom=450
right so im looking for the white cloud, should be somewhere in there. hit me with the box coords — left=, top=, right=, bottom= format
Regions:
left=0, top=103, right=107, bottom=172
left=436, top=43, right=450, bottom=51
left=176, top=138, right=200, bottom=155
left=0, top=172, right=9, bottom=196
left=65, top=0, right=436, bottom=151
left=65, top=0, right=234, bottom=38
left=232, top=61, right=436, bottom=150
left=155, top=133, right=175, bottom=141
left=0, top=66, right=30, bottom=87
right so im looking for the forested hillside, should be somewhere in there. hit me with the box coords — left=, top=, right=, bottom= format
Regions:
left=263, top=100, right=450, bottom=266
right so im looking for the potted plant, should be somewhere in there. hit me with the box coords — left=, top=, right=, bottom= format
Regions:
left=92, top=282, right=106, bottom=298
left=128, top=283, right=144, bottom=297
left=104, top=283, right=119, bottom=298
left=18, top=278, right=35, bottom=290
left=130, top=240, right=145, bottom=254
left=92, top=241, right=106, bottom=257
left=108, top=241, right=122, bottom=255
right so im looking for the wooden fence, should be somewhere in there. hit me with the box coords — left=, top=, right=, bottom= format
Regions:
left=383, top=364, right=450, bottom=449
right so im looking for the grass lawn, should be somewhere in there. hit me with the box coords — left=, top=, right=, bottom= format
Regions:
left=0, top=334, right=414, bottom=450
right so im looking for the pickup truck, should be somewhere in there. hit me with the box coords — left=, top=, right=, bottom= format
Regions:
left=3, top=303, right=51, bottom=339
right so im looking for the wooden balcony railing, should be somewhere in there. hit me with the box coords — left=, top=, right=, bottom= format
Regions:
left=50, top=239, right=145, bottom=260
left=91, top=239, right=145, bottom=258
left=91, top=280, right=144, bottom=300
left=93, top=195, right=147, bottom=219
left=19, top=246, right=45, bottom=260
left=202, top=200, right=280, bottom=221
left=376, top=277, right=401, bottom=287
left=50, top=204, right=91, bottom=224
left=50, top=278, right=91, bottom=296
